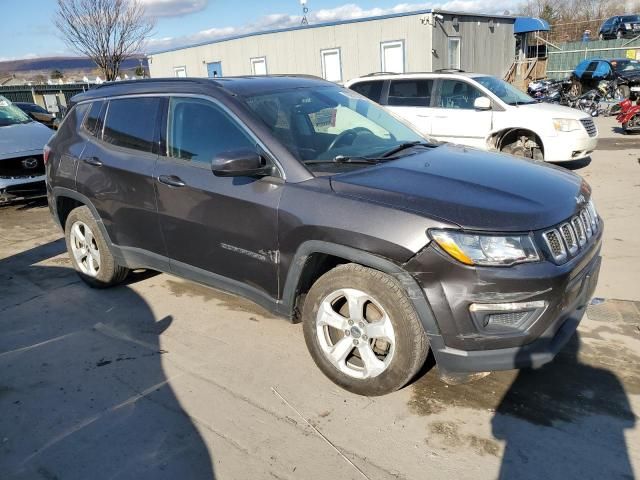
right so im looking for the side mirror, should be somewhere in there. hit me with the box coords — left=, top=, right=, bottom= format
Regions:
left=211, top=149, right=273, bottom=177
left=474, top=96, right=492, bottom=111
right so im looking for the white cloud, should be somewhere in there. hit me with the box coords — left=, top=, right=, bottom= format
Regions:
left=147, top=1, right=518, bottom=52
left=140, top=0, right=208, bottom=18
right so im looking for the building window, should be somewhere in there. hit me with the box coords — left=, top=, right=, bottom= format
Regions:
left=320, top=48, right=342, bottom=83
left=251, top=57, right=267, bottom=75
left=380, top=40, right=405, bottom=73
left=174, top=66, right=187, bottom=77
left=448, top=38, right=461, bottom=69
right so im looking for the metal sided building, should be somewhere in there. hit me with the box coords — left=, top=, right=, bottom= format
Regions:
left=148, top=10, right=517, bottom=82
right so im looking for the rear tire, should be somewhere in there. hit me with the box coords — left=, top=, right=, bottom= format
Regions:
left=302, top=263, right=429, bottom=396
left=64, top=206, right=129, bottom=288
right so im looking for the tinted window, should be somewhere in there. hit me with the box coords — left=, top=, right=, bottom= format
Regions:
left=350, top=81, right=384, bottom=102
left=102, top=98, right=161, bottom=153
left=168, top=97, right=255, bottom=164
left=83, top=101, right=105, bottom=137
left=388, top=80, right=434, bottom=107
left=622, top=16, right=640, bottom=23
left=437, top=80, right=483, bottom=109
left=574, top=59, right=591, bottom=77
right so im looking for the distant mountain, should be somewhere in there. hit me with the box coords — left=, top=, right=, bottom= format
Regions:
left=0, top=56, right=147, bottom=74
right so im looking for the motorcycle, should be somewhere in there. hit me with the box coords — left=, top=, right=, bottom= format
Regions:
left=616, top=98, right=640, bottom=133
left=528, top=79, right=573, bottom=105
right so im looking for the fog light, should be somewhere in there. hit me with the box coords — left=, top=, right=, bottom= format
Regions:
left=469, top=300, right=548, bottom=334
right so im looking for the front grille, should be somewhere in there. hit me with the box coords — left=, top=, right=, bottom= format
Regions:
left=0, top=155, right=45, bottom=178
left=486, top=311, right=528, bottom=327
left=580, top=118, right=598, bottom=137
left=560, top=223, right=578, bottom=255
left=543, top=200, right=600, bottom=264
left=542, top=229, right=566, bottom=263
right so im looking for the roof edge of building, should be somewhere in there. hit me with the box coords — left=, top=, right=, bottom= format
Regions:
left=148, top=9, right=516, bottom=57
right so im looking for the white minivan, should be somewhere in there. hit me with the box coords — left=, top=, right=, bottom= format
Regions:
left=345, top=72, right=598, bottom=162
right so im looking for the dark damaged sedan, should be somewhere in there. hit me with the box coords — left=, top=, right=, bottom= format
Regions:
left=45, top=77, right=602, bottom=396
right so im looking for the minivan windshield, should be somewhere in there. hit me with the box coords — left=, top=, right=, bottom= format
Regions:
left=243, top=86, right=427, bottom=166
left=0, top=97, right=32, bottom=127
left=473, top=75, right=537, bottom=105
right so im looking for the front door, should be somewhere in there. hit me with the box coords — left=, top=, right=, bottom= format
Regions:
left=384, top=78, right=435, bottom=136
left=207, top=61, right=223, bottom=78
left=429, top=79, right=493, bottom=148
left=154, top=96, right=282, bottom=298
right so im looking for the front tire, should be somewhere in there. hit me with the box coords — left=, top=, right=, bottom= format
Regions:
left=302, top=264, right=429, bottom=396
left=65, top=206, right=129, bottom=288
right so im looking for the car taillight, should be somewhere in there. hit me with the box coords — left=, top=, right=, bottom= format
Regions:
left=43, top=145, right=51, bottom=164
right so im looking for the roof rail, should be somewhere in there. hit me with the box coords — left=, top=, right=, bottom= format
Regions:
left=433, top=68, right=466, bottom=73
left=362, top=72, right=399, bottom=77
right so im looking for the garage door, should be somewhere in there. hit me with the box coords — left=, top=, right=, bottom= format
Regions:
left=381, top=41, right=405, bottom=73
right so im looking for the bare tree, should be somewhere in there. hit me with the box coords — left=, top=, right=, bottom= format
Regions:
left=55, top=0, right=154, bottom=81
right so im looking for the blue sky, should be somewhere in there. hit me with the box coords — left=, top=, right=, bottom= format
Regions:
left=1, top=0, right=520, bottom=60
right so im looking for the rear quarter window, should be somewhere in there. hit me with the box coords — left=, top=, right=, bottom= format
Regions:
left=59, top=103, right=90, bottom=134
left=349, top=81, right=384, bottom=103
left=83, top=100, right=105, bottom=137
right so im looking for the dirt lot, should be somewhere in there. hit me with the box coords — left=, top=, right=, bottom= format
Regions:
left=1, top=116, right=639, bottom=479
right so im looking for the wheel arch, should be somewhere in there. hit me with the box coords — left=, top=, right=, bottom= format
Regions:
left=52, top=187, right=114, bottom=247
left=280, top=240, right=441, bottom=337
left=489, top=128, right=545, bottom=157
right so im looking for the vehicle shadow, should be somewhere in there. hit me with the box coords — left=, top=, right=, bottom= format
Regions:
left=551, top=157, right=592, bottom=170
left=0, top=243, right=215, bottom=479
left=491, top=333, right=636, bottom=479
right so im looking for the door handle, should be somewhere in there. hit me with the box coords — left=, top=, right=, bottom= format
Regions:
left=158, top=175, right=186, bottom=187
left=83, top=156, right=103, bottom=167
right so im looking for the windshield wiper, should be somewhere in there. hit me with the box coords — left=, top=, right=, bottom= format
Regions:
left=304, top=155, right=384, bottom=165
left=379, top=141, right=433, bottom=158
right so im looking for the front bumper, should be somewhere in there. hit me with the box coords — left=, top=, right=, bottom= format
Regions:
left=0, top=175, right=46, bottom=203
left=406, top=225, right=602, bottom=373
left=542, top=131, right=598, bottom=162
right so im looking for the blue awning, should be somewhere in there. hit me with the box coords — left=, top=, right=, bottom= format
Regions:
left=514, top=17, right=550, bottom=34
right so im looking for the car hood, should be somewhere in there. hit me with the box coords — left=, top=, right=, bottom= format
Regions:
left=329, top=144, right=588, bottom=232
left=0, top=121, right=53, bottom=159
left=516, top=101, right=589, bottom=120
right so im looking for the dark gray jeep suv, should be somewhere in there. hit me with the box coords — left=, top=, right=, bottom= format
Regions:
left=46, top=76, right=602, bottom=396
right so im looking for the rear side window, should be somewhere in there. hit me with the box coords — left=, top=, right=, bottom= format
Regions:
left=388, top=80, right=434, bottom=107
left=102, top=97, right=161, bottom=153
left=83, top=100, right=105, bottom=137
left=167, top=97, right=255, bottom=164
left=350, top=81, right=384, bottom=102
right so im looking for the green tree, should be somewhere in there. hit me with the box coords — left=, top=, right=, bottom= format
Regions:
left=50, top=69, right=64, bottom=79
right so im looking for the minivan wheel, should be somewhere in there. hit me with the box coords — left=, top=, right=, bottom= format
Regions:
left=302, top=264, right=429, bottom=396
left=65, top=206, right=129, bottom=288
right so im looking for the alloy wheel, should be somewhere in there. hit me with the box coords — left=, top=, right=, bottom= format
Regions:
left=315, top=288, right=396, bottom=379
left=70, top=220, right=101, bottom=277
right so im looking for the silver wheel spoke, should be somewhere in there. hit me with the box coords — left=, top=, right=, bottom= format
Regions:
left=318, top=302, right=349, bottom=330
left=345, top=289, right=366, bottom=322
left=357, top=343, right=387, bottom=378
left=72, top=223, right=85, bottom=244
left=328, top=336, right=354, bottom=365
left=366, top=314, right=394, bottom=341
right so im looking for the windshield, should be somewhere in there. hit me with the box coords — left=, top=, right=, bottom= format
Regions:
left=473, top=76, right=536, bottom=105
left=0, top=97, right=32, bottom=127
left=243, top=86, right=426, bottom=166
left=613, top=59, right=640, bottom=73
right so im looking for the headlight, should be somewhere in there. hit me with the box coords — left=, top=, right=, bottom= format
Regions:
left=430, top=230, right=540, bottom=266
left=553, top=118, right=582, bottom=132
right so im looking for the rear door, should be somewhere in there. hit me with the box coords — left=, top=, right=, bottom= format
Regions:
left=428, top=78, right=493, bottom=148
left=154, top=96, right=282, bottom=298
left=76, top=96, right=166, bottom=259
left=384, top=78, right=435, bottom=136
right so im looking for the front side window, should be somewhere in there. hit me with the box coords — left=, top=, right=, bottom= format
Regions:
left=244, top=86, right=425, bottom=165
left=102, top=97, right=161, bottom=153
left=437, top=79, right=483, bottom=109
left=0, top=97, right=32, bottom=127
left=388, top=79, right=434, bottom=107
left=473, top=76, right=536, bottom=106
left=167, top=97, right=256, bottom=164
